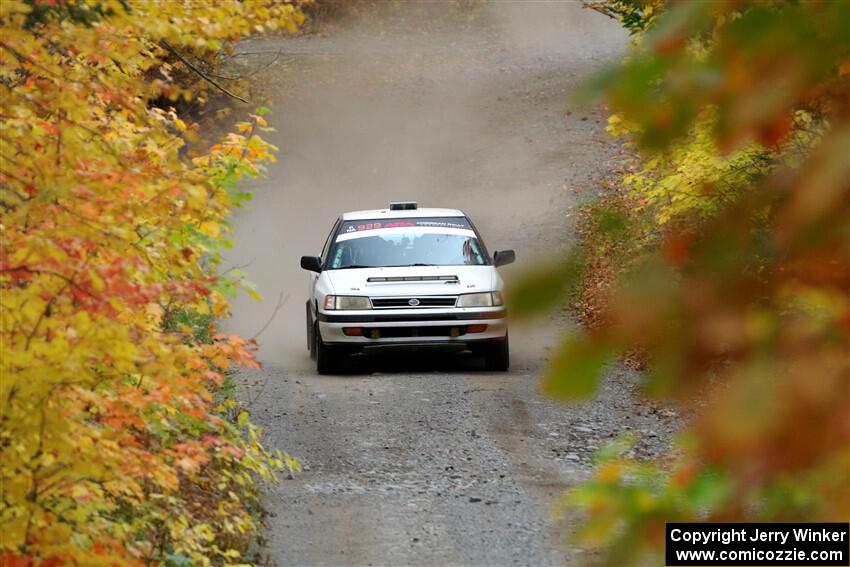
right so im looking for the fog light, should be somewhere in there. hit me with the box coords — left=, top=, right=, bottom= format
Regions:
left=343, top=327, right=363, bottom=336
left=467, top=324, right=488, bottom=334
left=450, top=327, right=461, bottom=337
left=369, top=329, right=381, bottom=339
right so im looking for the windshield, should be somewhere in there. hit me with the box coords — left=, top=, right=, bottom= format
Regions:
left=327, top=220, right=487, bottom=269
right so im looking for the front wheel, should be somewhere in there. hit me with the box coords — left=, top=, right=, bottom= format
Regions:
left=484, top=335, right=510, bottom=371
left=307, top=301, right=315, bottom=357
left=315, top=326, right=341, bottom=375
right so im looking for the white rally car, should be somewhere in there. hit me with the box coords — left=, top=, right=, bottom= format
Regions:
left=300, top=202, right=515, bottom=374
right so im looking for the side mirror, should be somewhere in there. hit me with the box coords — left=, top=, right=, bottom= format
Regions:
left=300, top=255, right=322, bottom=273
left=493, top=249, right=516, bottom=268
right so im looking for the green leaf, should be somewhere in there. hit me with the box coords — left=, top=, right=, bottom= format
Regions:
left=595, top=433, right=638, bottom=462
left=687, top=469, right=731, bottom=511
left=508, top=250, right=585, bottom=317
left=166, top=553, right=192, bottom=567
left=542, top=335, right=618, bottom=399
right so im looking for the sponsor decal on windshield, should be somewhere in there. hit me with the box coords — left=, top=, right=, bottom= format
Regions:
left=336, top=226, right=476, bottom=242
left=340, top=217, right=471, bottom=235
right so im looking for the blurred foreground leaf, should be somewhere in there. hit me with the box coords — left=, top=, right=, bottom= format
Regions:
left=508, top=251, right=585, bottom=317
left=542, top=336, right=618, bottom=399
left=542, top=1, right=850, bottom=563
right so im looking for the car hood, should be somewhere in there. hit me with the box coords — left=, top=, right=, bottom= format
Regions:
left=322, top=265, right=497, bottom=296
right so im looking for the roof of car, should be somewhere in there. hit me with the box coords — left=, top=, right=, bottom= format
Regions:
left=341, top=207, right=466, bottom=221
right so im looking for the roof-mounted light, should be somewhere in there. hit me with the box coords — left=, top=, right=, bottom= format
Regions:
left=389, top=201, right=418, bottom=211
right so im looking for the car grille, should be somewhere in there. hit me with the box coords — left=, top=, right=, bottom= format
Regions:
left=370, top=296, right=457, bottom=309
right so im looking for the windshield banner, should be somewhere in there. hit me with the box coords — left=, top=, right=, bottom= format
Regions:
left=336, top=226, right=476, bottom=242
left=339, top=217, right=472, bottom=235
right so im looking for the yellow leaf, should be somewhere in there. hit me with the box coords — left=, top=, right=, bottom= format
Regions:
left=199, top=221, right=221, bottom=237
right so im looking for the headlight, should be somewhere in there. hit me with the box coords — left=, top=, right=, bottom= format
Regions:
left=323, top=295, right=371, bottom=310
left=457, top=291, right=504, bottom=308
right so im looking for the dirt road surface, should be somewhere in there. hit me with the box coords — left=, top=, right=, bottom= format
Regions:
left=223, top=3, right=677, bottom=565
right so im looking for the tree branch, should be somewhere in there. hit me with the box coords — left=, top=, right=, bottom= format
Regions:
left=159, top=40, right=249, bottom=104
left=250, top=291, right=288, bottom=340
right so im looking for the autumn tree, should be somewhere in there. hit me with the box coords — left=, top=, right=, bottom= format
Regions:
left=516, top=1, right=849, bottom=564
left=1, top=1, right=303, bottom=564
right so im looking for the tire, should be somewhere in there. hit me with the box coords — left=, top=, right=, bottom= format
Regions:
left=315, top=326, right=341, bottom=375
left=484, top=335, right=510, bottom=371
left=306, top=301, right=315, bottom=357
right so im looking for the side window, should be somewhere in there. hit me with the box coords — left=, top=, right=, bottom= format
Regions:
left=320, top=219, right=340, bottom=261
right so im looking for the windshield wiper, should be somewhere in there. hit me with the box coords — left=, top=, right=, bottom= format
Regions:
left=341, top=264, right=375, bottom=269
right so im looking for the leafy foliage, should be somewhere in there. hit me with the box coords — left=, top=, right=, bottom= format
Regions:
left=0, top=1, right=304, bottom=564
left=607, top=95, right=827, bottom=226
left=584, top=0, right=663, bottom=36
left=517, top=1, right=850, bottom=563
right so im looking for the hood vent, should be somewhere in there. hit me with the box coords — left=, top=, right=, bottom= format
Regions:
left=367, top=275, right=459, bottom=283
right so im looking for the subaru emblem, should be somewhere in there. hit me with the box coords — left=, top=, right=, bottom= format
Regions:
left=408, top=298, right=420, bottom=306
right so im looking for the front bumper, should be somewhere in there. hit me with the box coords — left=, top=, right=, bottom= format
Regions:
left=317, top=307, right=507, bottom=348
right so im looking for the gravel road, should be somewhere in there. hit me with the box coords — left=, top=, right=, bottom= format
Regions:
left=223, top=3, right=679, bottom=565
